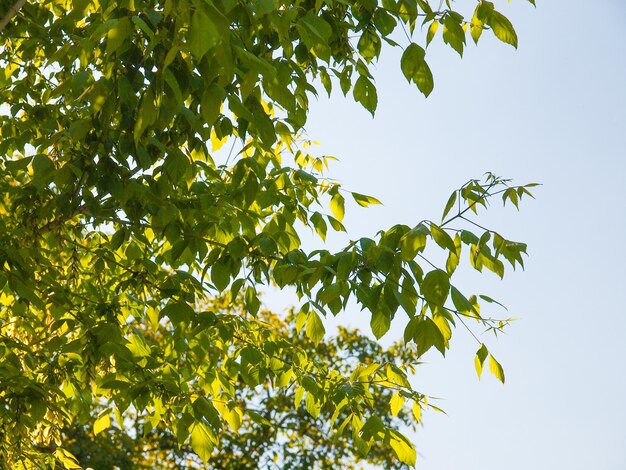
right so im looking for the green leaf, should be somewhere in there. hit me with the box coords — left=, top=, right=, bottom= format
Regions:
left=190, top=421, right=215, bottom=462
left=412, top=316, right=446, bottom=356
left=193, top=397, right=221, bottom=429
left=357, top=30, right=382, bottom=63
left=442, top=15, right=466, bottom=56
left=370, top=309, right=391, bottom=339
left=445, top=234, right=461, bottom=275
left=305, top=311, right=325, bottom=344
left=441, top=190, right=457, bottom=221
left=361, top=415, right=385, bottom=440
left=68, top=119, right=92, bottom=142
left=327, top=215, right=346, bottom=232
left=216, top=403, right=241, bottom=431
left=298, top=13, right=332, bottom=43
left=474, top=343, right=488, bottom=379
left=127, top=334, right=152, bottom=358
left=489, top=354, right=506, bottom=383
left=400, top=43, right=434, bottom=97
left=489, top=11, right=518, bottom=48
left=310, top=212, right=328, bottom=241
left=479, top=294, right=508, bottom=310
left=201, top=83, right=226, bottom=128
left=106, top=17, right=131, bottom=55
left=211, top=261, right=231, bottom=291
left=450, top=286, right=473, bottom=314
left=421, top=269, right=450, bottom=306
left=399, top=224, right=428, bottom=261
left=305, top=392, right=321, bottom=418
left=470, top=7, right=484, bottom=44
left=352, top=192, right=382, bottom=207
left=243, top=287, right=260, bottom=317
left=426, top=21, right=439, bottom=47
left=389, top=429, right=416, bottom=466
left=53, top=449, right=81, bottom=469
left=430, top=223, right=456, bottom=252
left=189, top=8, right=220, bottom=59
left=134, top=88, right=157, bottom=143
left=432, top=313, right=452, bottom=345
left=160, top=301, right=195, bottom=324
left=32, top=154, right=55, bottom=181
left=353, top=75, right=378, bottom=115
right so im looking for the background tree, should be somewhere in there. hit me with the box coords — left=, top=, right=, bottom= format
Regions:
left=62, top=299, right=425, bottom=469
left=0, top=0, right=534, bottom=467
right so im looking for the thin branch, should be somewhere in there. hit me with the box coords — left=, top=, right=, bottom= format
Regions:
left=0, top=0, right=28, bottom=33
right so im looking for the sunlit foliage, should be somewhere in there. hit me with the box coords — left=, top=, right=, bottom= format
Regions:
left=0, top=0, right=534, bottom=467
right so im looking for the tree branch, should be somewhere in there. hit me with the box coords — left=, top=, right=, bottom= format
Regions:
left=0, top=0, right=28, bottom=33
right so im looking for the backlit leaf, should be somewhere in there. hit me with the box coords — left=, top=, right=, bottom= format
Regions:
left=305, top=311, right=325, bottom=344
left=489, top=10, right=518, bottom=48
left=330, top=192, right=345, bottom=222
left=94, top=413, right=111, bottom=436
left=400, top=43, right=434, bottom=96
left=352, top=192, right=382, bottom=207
left=389, top=429, right=416, bottom=466
left=474, top=343, right=488, bottom=379
left=489, top=354, right=506, bottom=383
left=390, top=392, right=405, bottom=417
left=190, top=421, right=215, bottom=462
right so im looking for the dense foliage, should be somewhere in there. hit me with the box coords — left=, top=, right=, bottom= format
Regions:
left=0, top=0, right=534, bottom=467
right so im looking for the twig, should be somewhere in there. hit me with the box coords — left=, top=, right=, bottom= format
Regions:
left=0, top=0, right=28, bottom=33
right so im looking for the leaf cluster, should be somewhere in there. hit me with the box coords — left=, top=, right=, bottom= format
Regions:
left=0, top=0, right=534, bottom=467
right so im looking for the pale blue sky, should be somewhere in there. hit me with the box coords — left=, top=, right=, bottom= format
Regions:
left=267, top=0, right=626, bottom=468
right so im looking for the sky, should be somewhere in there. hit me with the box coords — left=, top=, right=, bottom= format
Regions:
left=265, top=0, right=626, bottom=468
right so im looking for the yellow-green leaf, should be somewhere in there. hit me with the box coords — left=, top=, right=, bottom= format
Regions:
left=390, top=392, right=405, bottom=417
left=489, top=353, right=506, bottom=383
left=94, top=413, right=111, bottom=436
left=399, top=224, right=428, bottom=261
left=389, top=429, right=416, bottom=466
left=430, top=223, right=456, bottom=252
left=53, top=449, right=81, bottom=469
left=330, top=192, right=345, bottom=222
left=412, top=401, right=422, bottom=423
left=352, top=192, right=382, bottom=207
left=489, top=10, right=518, bottom=48
left=305, top=392, right=321, bottom=418
left=474, top=343, right=488, bottom=379
left=426, top=20, right=439, bottom=47
left=190, top=421, right=215, bottom=462
left=305, top=310, right=325, bottom=344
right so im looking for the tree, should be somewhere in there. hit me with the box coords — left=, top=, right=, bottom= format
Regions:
left=61, top=299, right=425, bottom=469
left=0, top=0, right=535, bottom=468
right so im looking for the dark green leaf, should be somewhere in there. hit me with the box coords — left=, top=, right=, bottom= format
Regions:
left=400, top=43, right=434, bottom=96
left=421, top=270, right=450, bottom=306
left=353, top=75, right=378, bottom=115
left=189, top=8, right=219, bottom=59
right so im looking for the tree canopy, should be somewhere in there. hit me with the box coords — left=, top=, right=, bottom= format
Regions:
left=0, top=0, right=535, bottom=467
